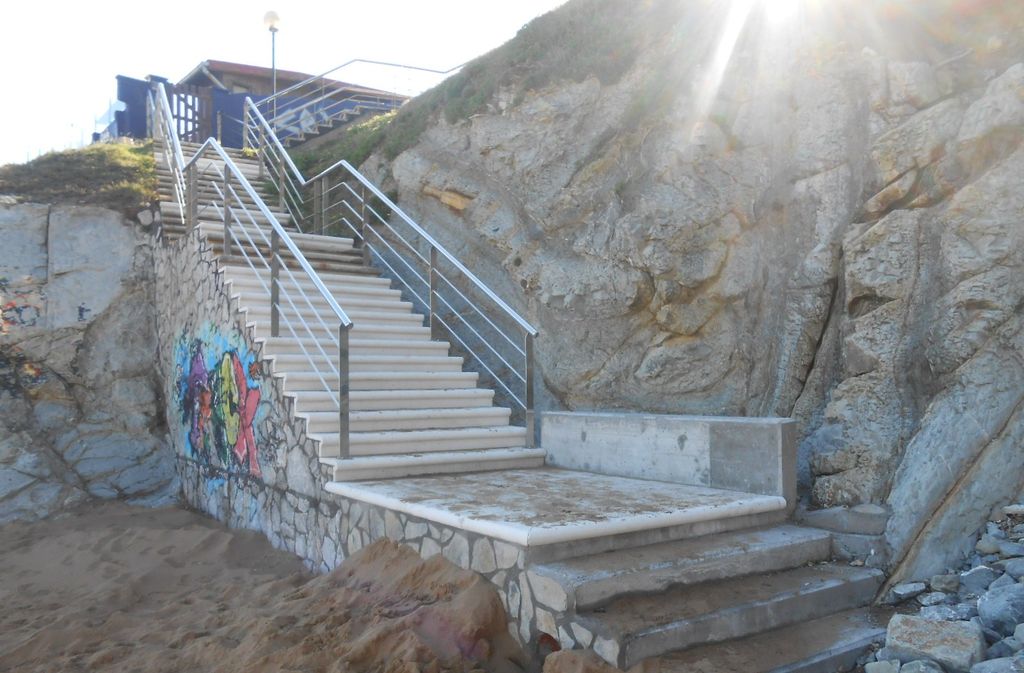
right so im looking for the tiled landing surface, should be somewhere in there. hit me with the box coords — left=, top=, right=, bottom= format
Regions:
left=326, top=468, right=786, bottom=547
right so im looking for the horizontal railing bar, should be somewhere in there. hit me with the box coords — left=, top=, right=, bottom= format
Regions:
left=434, top=269, right=525, bottom=356
left=434, top=313, right=526, bottom=410
left=432, top=289, right=526, bottom=381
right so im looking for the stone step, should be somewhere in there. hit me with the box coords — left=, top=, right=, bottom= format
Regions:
left=578, top=564, right=884, bottom=668
left=306, top=406, right=511, bottom=433
left=322, top=447, right=547, bottom=482
left=280, top=369, right=477, bottom=391
left=290, top=388, right=494, bottom=412
left=314, top=425, right=529, bottom=457
left=262, top=335, right=447, bottom=357
left=651, top=608, right=890, bottom=673
left=528, top=525, right=833, bottom=613
left=270, top=352, right=462, bottom=374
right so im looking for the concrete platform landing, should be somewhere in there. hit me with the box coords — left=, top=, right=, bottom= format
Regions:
left=326, top=468, right=787, bottom=559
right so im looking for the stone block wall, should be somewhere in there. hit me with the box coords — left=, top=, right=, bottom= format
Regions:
left=0, top=203, right=177, bottom=523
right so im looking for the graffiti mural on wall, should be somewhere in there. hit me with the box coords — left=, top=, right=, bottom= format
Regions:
left=0, top=276, right=45, bottom=336
left=174, top=323, right=266, bottom=477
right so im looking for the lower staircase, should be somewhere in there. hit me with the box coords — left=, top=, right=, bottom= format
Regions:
left=155, top=140, right=887, bottom=672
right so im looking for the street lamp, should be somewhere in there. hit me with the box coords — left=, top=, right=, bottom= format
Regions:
left=264, top=11, right=280, bottom=122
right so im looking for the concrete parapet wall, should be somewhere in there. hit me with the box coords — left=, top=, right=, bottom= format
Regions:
left=541, top=411, right=796, bottom=506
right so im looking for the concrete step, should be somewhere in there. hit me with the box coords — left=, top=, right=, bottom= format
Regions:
left=270, top=353, right=462, bottom=373
left=242, top=292, right=414, bottom=315
left=262, top=336, right=447, bottom=357
left=578, top=564, right=885, bottom=668
left=243, top=305, right=424, bottom=328
left=215, top=247, right=372, bottom=275
left=322, top=447, right=547, bottom=482
left=226, top=264, right=394, bottom=290
left=226, top=276, right=400, bottom=303
left=652, top=608, right=890, bottom=673
left=256, top=322, right=432, bottom=342
left=291, top=388, right=495, bottom=412
left=306, top=406, right=511, bottom=433
left=315, top=425, right=529, bottom=457
left=196, top=222, right=358, bottom=253
left=162, top=200, right=292, bottom=226
left=154, top=153, right=261, bottom=174
left=528, top=525, right=833, bottom=613
left=280, top=369, right=477, bottom=391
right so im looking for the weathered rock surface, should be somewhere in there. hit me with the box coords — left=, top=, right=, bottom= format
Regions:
left=886, top=614, right=988, bottom=673
left=360, top=0, right=1024, bottom=580
left=0, top=204, right=176, bottom=522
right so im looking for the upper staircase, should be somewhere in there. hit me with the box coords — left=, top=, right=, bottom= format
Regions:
left=150, top=84, right=888, bottom=673
left=154, top=139, right=544, bottom=481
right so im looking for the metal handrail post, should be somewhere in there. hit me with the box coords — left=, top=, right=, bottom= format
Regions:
left=223, top=170, right=232, bottom=259
left=525, top=333, right=536, bottom=448
left=338, top=323, right=351, bottom=459
left=319, top=176, right=328, bottom=235
left=258, top=127, right=266, bottom=179
left=359, top=183, right=371, bottom=266
left=313, top=178, right=323, bottom=234
left=242, top=105, right=250, bottom=150
left=217, top=112, right=223, bottom=144
left=186, top=164, right=197, bottom=233
left=429, top=246, right=439, bottom=340
left=278, top=155, right=286, bottom=210
left=271, top=228, right=281, bottom=338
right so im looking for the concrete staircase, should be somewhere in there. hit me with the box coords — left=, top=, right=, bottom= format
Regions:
left=155, top=137, right=887, bottom=673
left=155, top=140, right=545, bottom=481
left=528, top=524, right=886, bottom=670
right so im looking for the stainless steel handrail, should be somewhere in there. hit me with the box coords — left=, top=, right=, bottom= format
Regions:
left=242, top=97, right=539, bottom=443
left=151, top=82, right=354, bottom=458
left=257, top=57, right=463, bottom=111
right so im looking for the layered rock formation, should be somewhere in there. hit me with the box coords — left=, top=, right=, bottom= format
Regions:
left=0, top=204, right=176, bottom=522
left=358, top=0, right=1024, bottom=578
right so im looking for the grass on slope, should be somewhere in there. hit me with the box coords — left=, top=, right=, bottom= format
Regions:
left=0, top=142, right=157, bottom=216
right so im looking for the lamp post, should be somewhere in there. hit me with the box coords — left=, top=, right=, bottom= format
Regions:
left=264, top=11, right=280, bottom=123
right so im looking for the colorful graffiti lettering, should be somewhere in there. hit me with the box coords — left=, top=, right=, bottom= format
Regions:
left=175, top=324, right=265, bottom=477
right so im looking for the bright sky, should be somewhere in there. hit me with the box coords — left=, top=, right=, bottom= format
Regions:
left=0, top=0, right=567, bottom=167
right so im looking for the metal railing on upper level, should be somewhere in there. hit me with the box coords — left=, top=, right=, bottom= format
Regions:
left=242, top=98, right=539, bottom=443
left=150, top=82, right=355, bottom=458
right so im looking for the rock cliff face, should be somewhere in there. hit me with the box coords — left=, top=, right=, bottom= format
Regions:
left=0, top=204, right=176, bottom=523
left=359, top=0, right=1024, bottom=577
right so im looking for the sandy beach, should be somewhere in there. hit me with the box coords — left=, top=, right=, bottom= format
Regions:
left=0, top=502, right=525, bottom=673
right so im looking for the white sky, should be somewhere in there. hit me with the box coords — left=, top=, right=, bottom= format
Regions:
left=0, top=0, right=567, bottom=166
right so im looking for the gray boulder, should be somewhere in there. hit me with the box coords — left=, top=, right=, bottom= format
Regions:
left=963, top=567, right=1002, bottom=595
left=979, top=584, right=1024, bottom=636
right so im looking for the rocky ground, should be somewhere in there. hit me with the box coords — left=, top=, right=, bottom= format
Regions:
left=865, top=503, right=1024, bottom=673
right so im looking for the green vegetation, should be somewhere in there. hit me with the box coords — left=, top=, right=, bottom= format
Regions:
left=0, top=142, right=157, bottom=216
left=291, top=111, right=396, bottom=177
left=290, top=0, right=686, bottom=169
